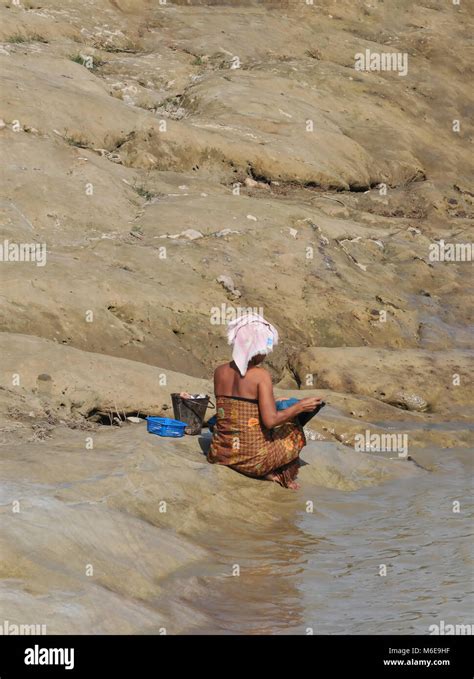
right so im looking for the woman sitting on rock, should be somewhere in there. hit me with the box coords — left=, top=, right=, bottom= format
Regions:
left=208, top=313, right=321, bottom=489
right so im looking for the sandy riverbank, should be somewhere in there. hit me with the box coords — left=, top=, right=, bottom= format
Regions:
left=0, top=0, right=472, bottom=634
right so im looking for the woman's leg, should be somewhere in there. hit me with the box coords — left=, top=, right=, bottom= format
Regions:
left=265, top=457, right=300, bottom=489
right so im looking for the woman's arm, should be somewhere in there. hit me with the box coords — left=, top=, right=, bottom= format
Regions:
left=257, top=370, right=321, bottom=429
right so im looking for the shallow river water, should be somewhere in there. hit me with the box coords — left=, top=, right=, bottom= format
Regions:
left=1, top=427, right=472, bottom=635
left=163, top=442, right=473, bottom=634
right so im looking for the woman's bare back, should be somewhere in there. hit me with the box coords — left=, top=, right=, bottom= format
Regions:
left=213, top=361, right=263, bottom=400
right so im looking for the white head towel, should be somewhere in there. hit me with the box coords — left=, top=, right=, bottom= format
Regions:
left=227, top=313, right=279, bottom=377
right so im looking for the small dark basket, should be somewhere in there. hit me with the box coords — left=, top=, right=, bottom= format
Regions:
left=171, top=393, right=214, bottom=435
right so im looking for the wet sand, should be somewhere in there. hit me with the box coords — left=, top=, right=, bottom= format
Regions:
left=0, top=423, right=471, bottom=634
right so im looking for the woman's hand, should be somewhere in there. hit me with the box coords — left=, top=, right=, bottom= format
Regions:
left=257, top=372, right=322, bottom=429
left=298, top=397, right=322, bottom=412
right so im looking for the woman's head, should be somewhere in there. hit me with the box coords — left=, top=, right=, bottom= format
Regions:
left=227, top=313, right=279, bottom=376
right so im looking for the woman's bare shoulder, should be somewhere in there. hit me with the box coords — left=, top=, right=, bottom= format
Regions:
left=214, top=362, right=230, bottom=375
left=252, top=365, right=272, bottom=383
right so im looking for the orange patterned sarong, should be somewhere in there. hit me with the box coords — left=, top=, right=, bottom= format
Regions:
left=207, top=396, right=305, bottom=488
